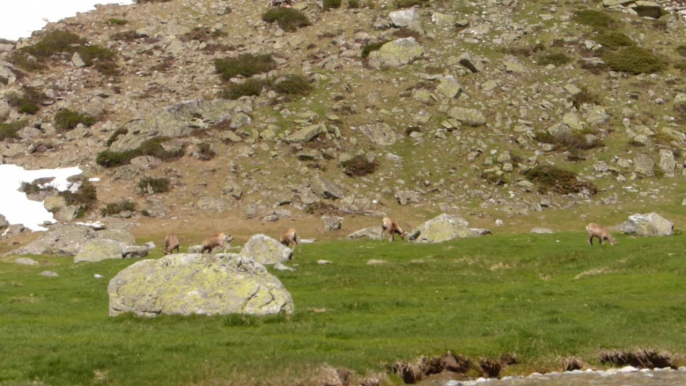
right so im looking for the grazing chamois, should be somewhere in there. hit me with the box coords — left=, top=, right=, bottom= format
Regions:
left=586, top=223, right=616, bottom=245
left=201, top=232, right=231, bottom=253
left=382, top=217, right=408, bottom=242
left=164, top=232, right=180, bottom=255
left=280, top=228, right=300, bottom=253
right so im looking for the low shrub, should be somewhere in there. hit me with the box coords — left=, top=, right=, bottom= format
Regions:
left=480, top=171, right=506, bottom=186
left=54, top=109, right=97, bottom=131
left=106, top=128, right=128, bottom=147
left=262, top=8, right=311, bottom=32
left=524, top=165, right=598, bottom=195
left=574, top=10, right=615, bottom=30
left=537, top=52, right=571, bottom=67
left=677, top=45, right=686, bottom=58
left=392, top=28, right=422, bottom=40
left=348, top=0, right=360, bottom=8
left=7, top=87, right=46, bottom=115
left=59, top=179, right=98, bottom=217
left=534, top=131, right=604, bottom=151
left=502, top=43, right=545, bottom=57
left=570, top=90, right=600, bottom=108
left=361, top=41, right=386, bottom=58
left=674, top=62, right=686, bottom=72
left=181, top=27, right=224, bottom=42
left=323, top=0, right=342, bottom=10
left=603, top=47, right=666, bottom=74
left=273, top=74, right=313, bottom=96
left=111, top=30, right=142, bottom=41
left=96, top=137, right=183, bottom=167
left=341, top=155, right=378, bottom=177
left=101, top=200, right=136, bottom=216
left=214, top=53, right=276, bottom=81
left=0, top=120, right=26, bottom=141
left=138, top=177, right=170, bottom=194
left=395, top=0, right=428, bottom=8
left=21, top=31, right=84, bottom=61
left=107, top=18, right=128, bottom=25
left=219, top=78, right=267, bottom=100
left=595, top=31, right=635, bottom=50
left=20, top=181, right=56, bottom=195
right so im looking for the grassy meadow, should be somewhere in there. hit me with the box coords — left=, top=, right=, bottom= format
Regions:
left=1, top=232, right=686, bottom=385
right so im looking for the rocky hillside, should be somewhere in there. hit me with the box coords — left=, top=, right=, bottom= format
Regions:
left=1, top=0, right=686, bottom=239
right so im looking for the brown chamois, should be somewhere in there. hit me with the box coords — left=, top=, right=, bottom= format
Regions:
left=586, top=223, right=616, bottom=245
left=164, top=232, right=180, bottom=255
left=201, top=232, right=231, bottom=253
left=280, top=228, right=300, bottom=253
left=382, top=217, right=408, bottom=242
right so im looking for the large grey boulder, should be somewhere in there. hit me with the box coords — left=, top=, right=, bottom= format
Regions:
left=368, top=38, right=424, bottom=68
left=616, top=213, right=673, bottom=237
left=389, top=7, right=420, bottom=27
left=633, top=153, right=655, bottom=176
left=310, top=175, right=344, bottom=200
left=108, top=253, right=294, bottom=317
left=659, top=149, right=675, bottom=177
left=347, top=227, right=385, bottom=240
left=631, top=1, right=662, bottom=18
left=409, top=213, right=491, bottom=243
left=7, top=225, right=96, bottom=256
left=322, top=215, right=343, bottom=231
left=96, top=229, right=137, bottom=245
left=74, top=239, right=125, bottom=263
left=448, top=107, right=486, bottom=127
left=358, top=122, right=400, bottom=146
left=240, top=234, right=292, bottom=265
left=284, top=123, right=326, bottom=143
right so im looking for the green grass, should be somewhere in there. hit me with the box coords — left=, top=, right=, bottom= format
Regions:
left=2, top=234, right=686, bottom=385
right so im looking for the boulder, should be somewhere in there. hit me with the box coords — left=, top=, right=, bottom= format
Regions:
left=437, top=76, right=462, bottom=99
left=368, top=38, right=424, bottom=68
left=310, top=175, right=344, bottom=200
left=322, top=215, right=343, bottom=231
left=197, top=197, right=228, bottom=213
left=188, top=245, right=204, bottom=253
left=122, top=245, right=149, bottom=258
left=44, top=196, right=66, bottom=212
left=616, top=213, right=673, bottom=237
left=54, top=205, right=79, bottom=222
left=448, top=107, right=486, bottom=127
left=108, top=253, right=294, bottom=317
left=96, top=229, right=137, bottom=245
left=458, top=52, right=483, bottom=73
left=389, top=7, right=420, bottom=27
left=432, top=12, right=456, bottom=27
left=16, top=257, right=39, bottom=266
left=347, top=227, right=385, bottom=240
left=74, top=239, right=124, bottom=263
left=7, top=225, right=96, bottom=256
left=630, top=1, right=662, bottom=18
left=284, top=123, right=326, bottom=143
left=633, top=153, right=655, bottom=176
left=409, top=213, right=490, bottom=243
left=358, top=122, right=400, bottom=146
left=240, top=234, right=292, bottom=265
left=531, top=228, right=554, bottom=234
left=659, top=149, right=675, bottom=177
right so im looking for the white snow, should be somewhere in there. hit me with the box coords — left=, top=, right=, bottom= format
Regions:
left=0, top=164, right=83, bottom=231
left=0, top=0, right=134, bottom=41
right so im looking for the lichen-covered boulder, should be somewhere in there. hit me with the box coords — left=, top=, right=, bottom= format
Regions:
left=74, top=239, right=124, bottom=263
left=448, top=107, right=486, bottom=127
left=7, top=225, right=96, bottom=256
left=409, top=213, right=490, bottom=243
left=358, top=122, right=400, bottom=146
left=96, top=229, right=137, bottom=245
left=347, top=227, right=385, bottom=240
left=284, top=123, right=326, bottom=143
left=368, top=38, right=424, bottom=68
left=240, top=234, right=292, bottom=265
left=108, top=254, right=294, bottom=317
left=616, top=213, right=674, bottom=237
left=310, top=174, right=344, bottom=200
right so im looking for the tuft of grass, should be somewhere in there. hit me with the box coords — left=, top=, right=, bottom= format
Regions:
left=214, top=53, right=276, bottom=81
left=219, top=79, right=267, bottom=100
left=7, top=87, right=46, bottom=115
left=54, top=109, right=97, bottom=132
left=534, top=131, right=604, bottom=152
left=323, top=0, right=342, bottom=10
left=0, top=120, right=26, bottom=141
left=348, top=0, right=360, bottom=8
left=107, top=18, right=128, bottom=26
left=59, top=179, right=97, bottom=217
left=570, top=90, right=601, bottom=109
left=100, top=200, right=136, bottom=216
left=111, top=30, right=142, bottom=42
left=20, top=180, right=56, bottom=195
left=395, top=0, right=428, bottom=8
left=341, top=155, right=378, bottom=177
left=603, top=47, right=666, bottom=75
left=537, top=52, right=571, bottom=67
left=674, top=62, right=686, bottom=73
left=524, top=165, right=598, bottom=195
left=677, top=45, right=686, bottom=58
left=96, top=137, right=183, bottom=168
left=361, top=41, right=386, bottom=58
left=574, top=10, right=615, bottom=30
left=138, top=177, right=171, bottom=194
left=262, top=8, right=311, bottom=32
left=273, top=74, right=313, bottom=96
left=106, top=128, right=128, bottom=147
left=595, top=31, right=635, bottom=50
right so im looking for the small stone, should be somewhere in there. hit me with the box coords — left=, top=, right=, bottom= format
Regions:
left=16, top=258, right=38, bottom=266
left=40, top=271, right=59, bottom=277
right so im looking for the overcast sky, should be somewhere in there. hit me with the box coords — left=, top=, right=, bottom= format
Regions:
left=0, top=0, right=133, bottom=41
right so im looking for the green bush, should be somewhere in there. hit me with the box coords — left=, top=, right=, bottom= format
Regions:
left=101, top=200, right=136, bottom=216
left=538, top=52, right=572, bottom=66
left=674, top=62, right=686, bottom=72
left=7, top=87, right=46, bottom=115
left=341, top=155, right=378, bottom=177
left=603, top=47, right=666, bottom=74
left=111, top=30, right=142, bottom=41
left=138, top=177, right=171, bottom=194
left=361, top=41, right=386, bottom=58
left=348, top=0, right=360, bottom=8
left=273, top=74, right=313, bottom=96
left=395, top=0, right=428, bottom=8
left=574, top=10, right=614, bottom=30
left=59, top=179, right=98, bottom=217
left=570, top=90, right=600, bottom=109
left=107, top=18, right=128, bottom=26
left=55, top=109, right=97, bottom=131
left=262, top=8, right=311, bottom=32
left=0, top=120, right=26, bottom=141
left=524, top=165, right=598, bottom=195
left=323, top=0, right=342, bottom=10
left=219, top=79, right=267, bottom=100
left=595, top=32, right=635, bottom=50
left=677, top=45, right=686, bottom=58
left=534, top=131, right=604, bottom=152
left=106, top=128, right=128, bottom=147
left=214, top=53, right=276, bottom=81
left=96, top=137, right=183, bottom=168
left=20, top=181, right=56, bottom=195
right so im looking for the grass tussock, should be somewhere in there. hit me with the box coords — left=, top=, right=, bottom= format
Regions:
left=58, top=179, right=97, bottom=217
left=214, top=53, right=276, bottom=81
left=7, top=87, right=47, bottom=115
left=570, top=90, right=600, bottom=109
left=138, top=177, right=171, bottom=194
left=341, top=155, right=378, bottom=177
left=96, top=137, right=183, bottom=168
left=574, top=10, right=615, bottom=30
left=677, top=45, right=686, bottom=58
left=323, top=0, right=342, bottom=10
left=107, top=18, right=128, bottom=26
left=111, top=30, right=142, bottom=42
left=361, top=41, right=386, bottom=58
left=534, top=131, right=604, bottom=152
left=273, top=74, right=313, bottom=96
left=537, top=52, right=571, bottom=67
left=54, top=109, right=97, bottom=132
left=524, top=165, right=598, bottom=195
left=603, top=47, right=666, bottom=75
left=595, top=31, right=635, bottom=50
left=219, top=79, right=267, bottom=100
left=100, top=200, right=136, bottom=216
left=348, top=0, right=360, bottom=8
left=395, top=0, right=428, bottom=8
left=262, top=8, right=311, bottom=32
left=0, top=120, right=26, bottom=141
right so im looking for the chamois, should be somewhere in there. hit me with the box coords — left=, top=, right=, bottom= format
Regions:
left=280, top=228, right=300, bottom=252
left=382, top=217, right=408, bottom=242
left=586, top=223, right=616, bottom=246
left=164, top=232, right=180, bottom=255
left=201, top=232, right=231, bottom=253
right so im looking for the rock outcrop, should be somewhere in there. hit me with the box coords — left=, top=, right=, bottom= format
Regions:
left=615, top=213, right=674, bottom=236
left=409, top=214, right=491, bottom=243
left=239, top=234, right=292, bottom=265
left=347, top=227, right=385, bottom=240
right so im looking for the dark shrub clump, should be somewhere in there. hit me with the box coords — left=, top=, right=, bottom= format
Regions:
left=55, top=109, right=97, bottom=131
left=341, top=155, right=379, bottom=177
left=348, top=0, right=360, bottom=8
left=538, top=52, right=572, bottom=67
left=273, top=74, right=313, bottom=96
left=138, top=177, right=171, bottom=194
left=59, top=179, right=98, bottom=217
left=107, top=18, right=128, bottom=25
left=106, top=128, right=128, bottom=147
left=323, top=0, right=342, bottom=10
left=262, top=8, right=311, bottom=32
left=574, top=10, right=615, bottom=30
left=7, top=87, right=46, bottom=115
left=101, top=200, right=136, bottom=216
left=111, top=30, right=142, bottom=42
left=0, top=120, right=26, bottom=141
left=524, top=165, right=598, bottom=195
left=395, top=0, right=428, bottom=8
left=570, top=90, right=601, bottom=109
left=677, top=45, right=686, bottom=58
left=603, top=47, right=666, bottom=74
left=214, top=53, right=276, bottom=81
left=361, top=41, right=386, bottom=58
left=220, top=79, right=267, bottom=100
left=595, top=32, right=635, bottom=50
left=96, top=137, right=183, bottom=168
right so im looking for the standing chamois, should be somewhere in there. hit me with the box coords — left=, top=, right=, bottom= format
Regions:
left=164, top=232, right=180, bottom=255
left=586, top=223, right=616, bottom=245
left=382, top=217, right=408, bottom=242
